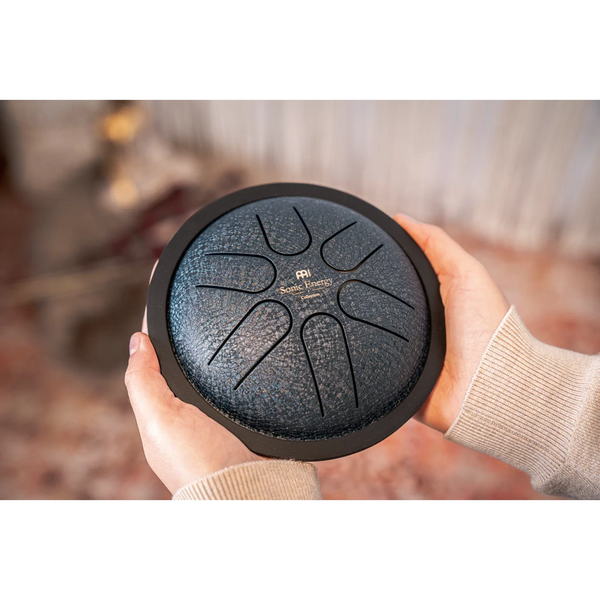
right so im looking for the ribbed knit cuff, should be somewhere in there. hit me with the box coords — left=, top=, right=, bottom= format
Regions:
left=172, top=460, right=322, bottom=500
left=445, top=306, right=600, bottom=497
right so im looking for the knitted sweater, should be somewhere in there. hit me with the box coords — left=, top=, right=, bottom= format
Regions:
left=173, top=307, right=600, bottom=500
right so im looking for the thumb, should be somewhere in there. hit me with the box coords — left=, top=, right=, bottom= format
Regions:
left=394, top=214, right=477, bottom=278
left=125, top=332, right=176, bottom=423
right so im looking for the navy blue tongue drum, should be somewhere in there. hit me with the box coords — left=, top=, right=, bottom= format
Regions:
left=148, top=184, right=445, bottom=460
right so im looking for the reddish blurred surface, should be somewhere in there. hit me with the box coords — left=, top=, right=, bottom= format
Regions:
left=1, top=186, right=599, bottom=500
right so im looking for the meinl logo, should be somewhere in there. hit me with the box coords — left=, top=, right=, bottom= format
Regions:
left=296, top=269, right=311, bottom=280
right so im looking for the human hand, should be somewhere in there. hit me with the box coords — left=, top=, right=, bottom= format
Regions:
left=394, top=215, right=510, bottom=434
left=125, top=300, right=259, bottom=495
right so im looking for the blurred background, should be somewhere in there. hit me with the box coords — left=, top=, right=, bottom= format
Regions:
left=0, top=100, right=599, bottom=500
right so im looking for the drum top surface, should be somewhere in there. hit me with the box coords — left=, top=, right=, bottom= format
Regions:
left=167, top=195, right=431, bottom=441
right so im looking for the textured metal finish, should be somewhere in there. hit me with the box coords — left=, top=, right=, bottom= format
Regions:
left=168, top=196, right=430, bottom=441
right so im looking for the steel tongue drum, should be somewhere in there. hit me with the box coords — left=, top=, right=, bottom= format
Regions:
left=147, top=183, right=445, bottom=460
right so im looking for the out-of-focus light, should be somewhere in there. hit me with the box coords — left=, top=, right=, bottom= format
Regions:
left=101, top=105, right=144, bottom=144
left=109, top=176, right=139, bottom=208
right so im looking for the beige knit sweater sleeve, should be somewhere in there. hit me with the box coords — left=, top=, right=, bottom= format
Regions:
left=173, top=306, right=600, bottom=500
left=445, top=306, right=600, bottom=499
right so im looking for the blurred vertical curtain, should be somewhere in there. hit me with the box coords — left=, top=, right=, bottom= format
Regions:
left=146, top=100, right=600, bottom=257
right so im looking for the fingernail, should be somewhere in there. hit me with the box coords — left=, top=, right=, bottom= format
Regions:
left=129, top=334, right=141, bottom=356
